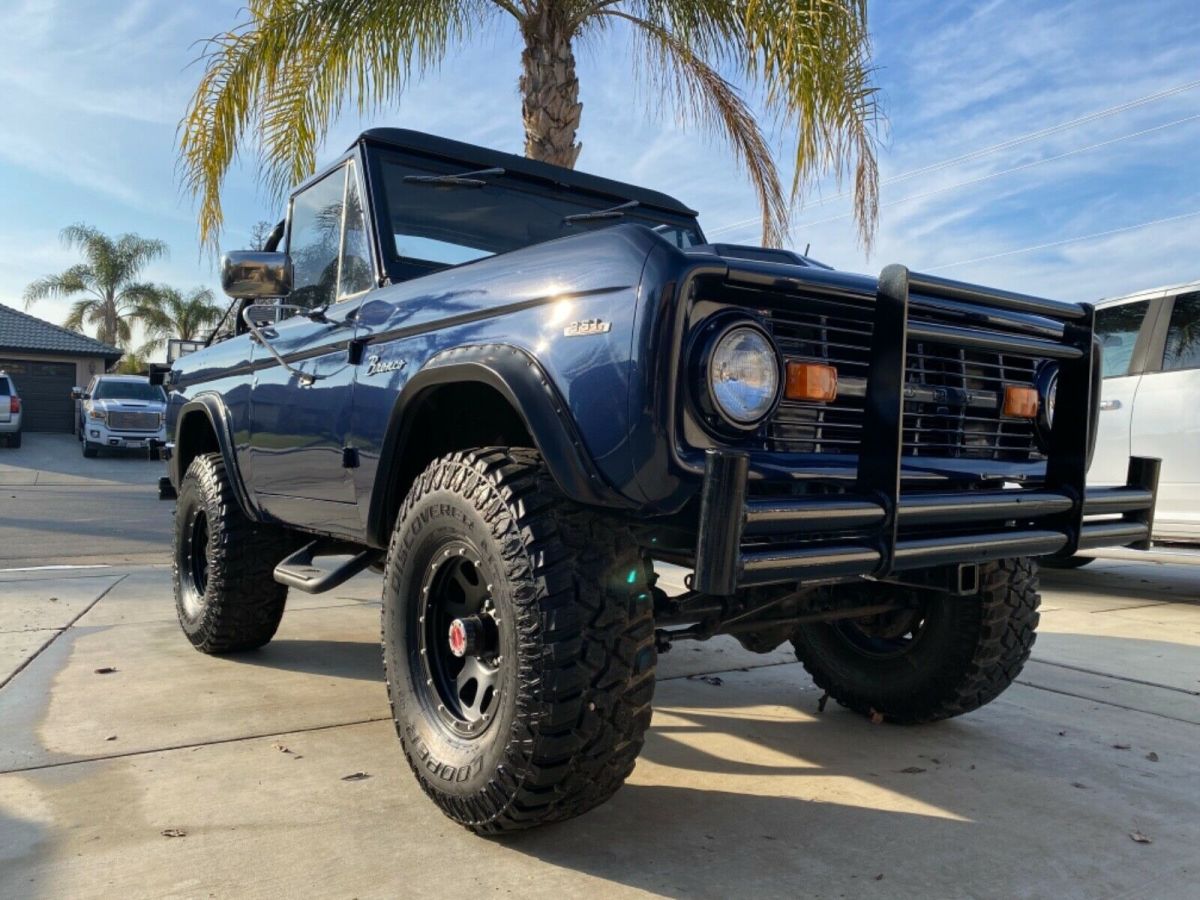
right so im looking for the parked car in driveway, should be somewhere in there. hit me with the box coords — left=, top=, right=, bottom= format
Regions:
left=1081, top=279, right=1200, bottom=551
left=73, top=374, right=167, bottom=457
left=0, top=371, right=21, bottom=447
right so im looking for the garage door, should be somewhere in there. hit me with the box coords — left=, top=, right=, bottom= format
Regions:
left=0, top=359, right=77, bottom=432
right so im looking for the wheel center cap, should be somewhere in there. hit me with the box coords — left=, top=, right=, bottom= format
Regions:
left=448, top=616, right=482, bottom=658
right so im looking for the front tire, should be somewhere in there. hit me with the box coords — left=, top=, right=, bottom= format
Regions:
left=173, top=452, right=296, bottom=654
left=382, top=448, right=656, bottom=833
left=792, top=558, right=1040, bottom=724
left=82, top=441, right=98, bottom=458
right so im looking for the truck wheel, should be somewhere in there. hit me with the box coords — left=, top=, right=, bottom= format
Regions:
left=382, top=448, right=656, bottom=833
left=9, top=431, right=19, bottom=448
left=792, top=558, right=1040, bottom=724
left=173, top=452, right=294, bottom=654
left=82, top=441, right=98, bottom=458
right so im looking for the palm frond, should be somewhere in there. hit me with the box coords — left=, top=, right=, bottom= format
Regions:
left=63, top=298, right=99, bottom=332
left=742, top=0, right=881, bottom=249
left=609, top=8, right=789, bottom=245
left=115, top=234, right=169, bottom=276
left=22, top=265, right=95, bottom=308
left=179, top=0, right=498, bottom=251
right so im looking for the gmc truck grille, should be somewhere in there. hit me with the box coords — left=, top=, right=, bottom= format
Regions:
left=108, top=411, right=161, bottom=432
left=766, top=295, right=1041, bottom=461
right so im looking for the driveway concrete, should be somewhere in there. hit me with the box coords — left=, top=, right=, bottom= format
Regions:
left=1, top=557, right=1197, bottom=899
left=0, top=433, right=170, bottom=567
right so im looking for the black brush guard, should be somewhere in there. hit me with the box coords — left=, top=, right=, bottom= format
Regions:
left=692, top=265, right=1160, bottom=595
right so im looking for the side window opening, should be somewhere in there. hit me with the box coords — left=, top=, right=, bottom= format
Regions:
left=1162, top=292, right=1200, bottom=372
left=1095, top=300, right=1150, bottom=378
left=287, top=167, right=348, bottom=309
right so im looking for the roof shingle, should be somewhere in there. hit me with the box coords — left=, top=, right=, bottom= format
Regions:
left=0, top=303, right=122, bottom=360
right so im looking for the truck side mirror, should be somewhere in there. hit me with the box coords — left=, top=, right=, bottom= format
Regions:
left=71, top=387, right=87, bottom=400
left=221, top=251, right=293, bottom=300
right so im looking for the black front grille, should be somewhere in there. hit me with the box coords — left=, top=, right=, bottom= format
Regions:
left=766, top=293, right=1041, bottom=460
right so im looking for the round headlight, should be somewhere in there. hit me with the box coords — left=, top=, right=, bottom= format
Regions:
left=1034, top=362, right=1058, bottom=451
left=707, top=325, right=781, bottom=427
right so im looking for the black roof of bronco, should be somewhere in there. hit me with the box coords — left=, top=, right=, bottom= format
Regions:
left=358, top=128, right=698, bottom=218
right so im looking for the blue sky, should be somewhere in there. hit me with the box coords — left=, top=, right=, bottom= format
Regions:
left=1, top=0, right=1197, bottom=352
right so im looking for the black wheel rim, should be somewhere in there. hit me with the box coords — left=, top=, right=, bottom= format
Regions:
left=416, top=540, right=503, bottom=739
left=180, top=509, right=209, bottom=619
left=832, top=604, right=928, bottom=659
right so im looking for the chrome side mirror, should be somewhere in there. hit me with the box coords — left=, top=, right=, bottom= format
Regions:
left=71, top=387, right=87, bottom=400
left=221, top=251, right=292, bottom=299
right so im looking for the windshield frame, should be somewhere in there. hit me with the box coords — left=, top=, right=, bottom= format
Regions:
left=364, top=145, right=705, bottom=284
left=91, top=379, right=166, bottom=403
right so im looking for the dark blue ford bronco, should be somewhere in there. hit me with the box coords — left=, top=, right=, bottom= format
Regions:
left=160, top=128, right=1159, bottom=833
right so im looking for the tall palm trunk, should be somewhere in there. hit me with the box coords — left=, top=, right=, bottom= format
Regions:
left=100, top=294, right=119, bottom=348
left=519, top=9, right=582, bottom=167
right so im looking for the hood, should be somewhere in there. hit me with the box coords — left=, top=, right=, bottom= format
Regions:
left=685, top=242, right=833, bottom=270
left=91, top=398, right=166, bottom=412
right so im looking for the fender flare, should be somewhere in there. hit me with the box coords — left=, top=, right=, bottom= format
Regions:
left=366, top=343, right=633, bottom=546
left=173, top=394, right=261, bottom=521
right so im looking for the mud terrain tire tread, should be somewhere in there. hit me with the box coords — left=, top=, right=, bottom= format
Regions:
left=174, top=452, right=294, bottom=654
left=382, top=448, right=656, bottom=834
left=792, top=558, right=1040, bottom=724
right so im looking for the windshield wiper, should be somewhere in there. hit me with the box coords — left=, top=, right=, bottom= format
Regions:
left=403, top=167, right=505, bottom=187
left=563, top=200, right=640, bottom=225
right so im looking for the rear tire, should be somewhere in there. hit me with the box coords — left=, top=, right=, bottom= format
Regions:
left=382, top=448, right=656, bottom=833
left=173, top=452, right=296, bottom=654
left=792, top=558, right=1040, bottom=724
left=8, top=431, right=19, bottom=449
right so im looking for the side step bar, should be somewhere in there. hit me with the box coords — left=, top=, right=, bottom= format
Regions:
left=273, top=540, right=378, bottom=594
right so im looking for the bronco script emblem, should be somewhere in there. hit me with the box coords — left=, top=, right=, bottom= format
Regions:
left=365, top=354, right=406, bottom=376
left=564, top=318, right=611, bottom=337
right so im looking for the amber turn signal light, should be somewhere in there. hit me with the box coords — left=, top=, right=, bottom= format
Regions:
left=785, top=362, right=838, bottom=402
left=1003, top=385, right=1039, bottom=418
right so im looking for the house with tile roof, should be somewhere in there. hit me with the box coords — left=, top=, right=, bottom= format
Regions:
left=0, top=303, right=121, bottom=433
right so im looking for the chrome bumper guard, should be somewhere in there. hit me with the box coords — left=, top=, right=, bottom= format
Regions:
left=692, top=266, right=1161, bottom=595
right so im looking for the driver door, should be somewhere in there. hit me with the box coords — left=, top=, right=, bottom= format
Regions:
left=248, top=160, right=376, bottom=532
left=1088, top=298, right=1156, bottom=485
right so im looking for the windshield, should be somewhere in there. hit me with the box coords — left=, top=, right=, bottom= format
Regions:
left=93, top=380, right=165, bottom=402
left=376, top=153, right=703, bottom=278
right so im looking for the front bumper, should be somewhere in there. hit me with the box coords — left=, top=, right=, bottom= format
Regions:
left=85, top=422, right=166, bottom=449
left=692, top=266, right=1160, bottom=594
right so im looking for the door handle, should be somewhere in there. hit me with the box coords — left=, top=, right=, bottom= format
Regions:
left=1100, top=399, right=1121, bottom=411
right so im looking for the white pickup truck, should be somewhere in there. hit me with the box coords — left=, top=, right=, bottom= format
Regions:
left=1086, top=279, right=1200, bottom=549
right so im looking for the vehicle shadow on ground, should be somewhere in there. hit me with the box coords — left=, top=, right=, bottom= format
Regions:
left=1040, top=563, right=1200, bottom=605
left=231, top=639, right=384, bottom=682
left=501, top=782, right=967, bottom=895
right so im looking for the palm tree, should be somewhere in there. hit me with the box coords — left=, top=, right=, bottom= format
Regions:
left=180, top=1, right=880, bottom=251
left=135, top=286, right=225, bottom=354
left=23, top=224, right=168, bottom=348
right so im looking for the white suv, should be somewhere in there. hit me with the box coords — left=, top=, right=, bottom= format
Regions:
left=0, top=371, right=21, bottom=448
left=1088, top=279, right=1200, bottom=544
left=74, top=375, right=167, bottom=458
